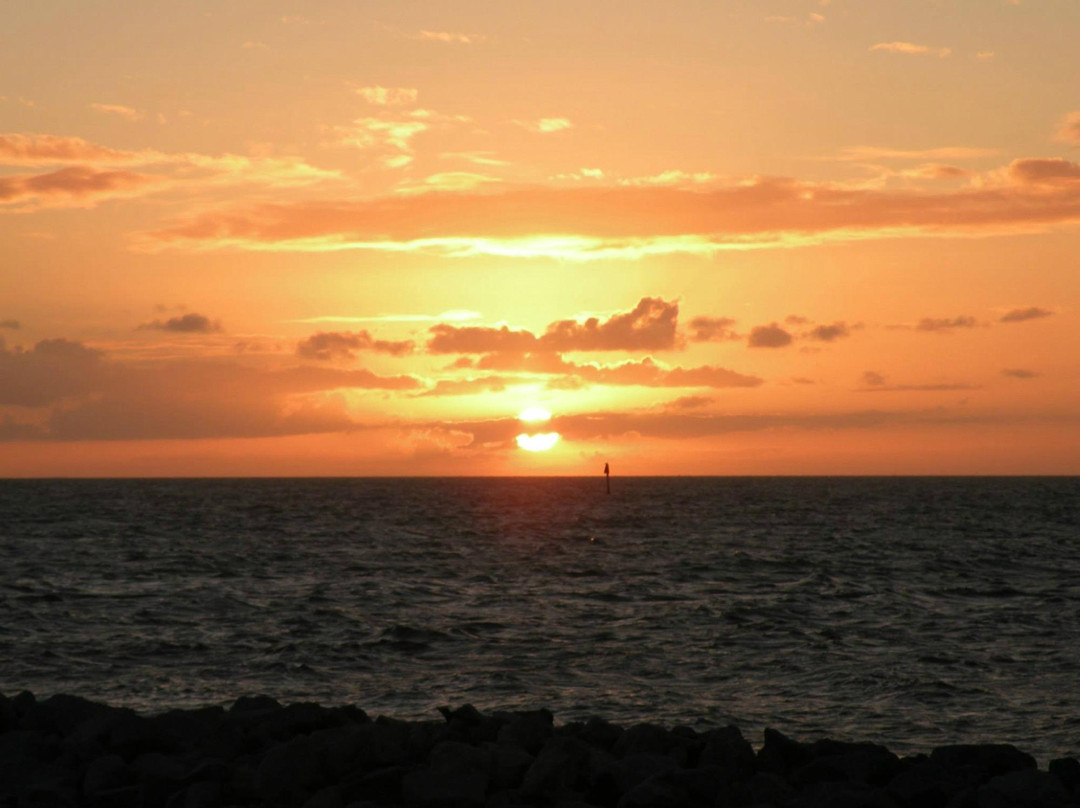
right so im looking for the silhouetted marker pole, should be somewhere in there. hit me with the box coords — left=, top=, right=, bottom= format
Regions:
left=604, top=462, right=610, bottom=494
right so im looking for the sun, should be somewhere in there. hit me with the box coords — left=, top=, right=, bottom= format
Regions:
left=516, top=406, right=559, bottom=451
left=518, top=406, right=551, bottom=423
left=516, top=432, right=560, bottom=452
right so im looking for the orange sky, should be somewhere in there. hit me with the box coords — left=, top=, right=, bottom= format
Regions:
left=2, top=0, right=1078, bottom=476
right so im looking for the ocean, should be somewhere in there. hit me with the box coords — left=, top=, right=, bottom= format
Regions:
left=2, top=477, right=1078, bottom=762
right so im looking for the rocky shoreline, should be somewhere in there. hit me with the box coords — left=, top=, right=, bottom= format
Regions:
left=2, top=691, right=1078, bottom=807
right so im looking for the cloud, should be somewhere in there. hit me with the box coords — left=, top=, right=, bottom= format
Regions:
left=915, top=315, right=979, bottom=332
left=137, top=313, right=222, bottom=333
left=747, top=323, right=793, bottom=348
left=292, top=310, right=480, bottom=325
left=140, top=159, right=1080, bottom=258
left=0, top=337, right=423, bottom=441
left=806, top=321, right=852, bottom=342
left=0, top=166, right=163, bottom=210
left=857, top=370, right=976, bottom=392
left=0, top=134, right=144, bottom=165
left=835, top=146, right=999, bottom=162
left=0, top=319, right=19, bottom=330
left=1008, top=158, right=1080, bottom=184
left=999, top=306, right=1054, bottom=323
left=419, top=355, right=763, bottom=394
left=1054, top=112, right=1080, bottom=145
left=354, top=86, right=419, bottom=106
left=689, top=316, right=741, bottom=342
left=862, top=371, right=887, bottom=387
left=870, top=42, right=951, bottom=58
left=516, top=118, right=572, bottom=133
left=415, top=30, right=486, bottom=44
left=1002, top=368, right=1039, bottom=379
left=617, top=170, right=716, bottom=187
left=427, top=297, right=681, bottom=354
left=296, top=330, right=414, bottom=360
left=90, top=103, right=145, bottom=121
left=0, top=338, right=106, bottom=406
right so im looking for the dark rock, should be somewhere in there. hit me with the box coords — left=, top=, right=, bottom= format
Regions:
left=304, top=786, right=345, bottom=808
left=791, top=780, right=898, bottom=808
left=617, top=766, right=727, bottom=808
left=496, top=710, right=554, bottom=755
left=486, top=741, right=534, bottom=792
left=886, top=760, right=971, bottom=808
left=521, top=736, right=596, bottom=801
left=17, top=780, right=80, bottom=807
left=795, top=742, right=901, bottom=788
left=745, top=770, right=799, bottom=806
left=165, top=780, right=222, bottom=808
left=83, top=754, right=129, bottom=797
left=758, top=727, right=815, bottom=777
left=340, top=764, right=414, bottom=805
left=578, top=717, right=624, bottom=752
left=976, top=770, right=1073, bottom=808
left=612, top=724, right=675, bottom=760
left=84, top=784, right=142, bottom=808
left=401, top=768, right=487, bottom=807
left=131, top=751, right=187, bottom=784
left=310, top=724, right=367, bottom=779
left=698, top=725, right=755, bottom=778
left=248, top=701, right=342, bottom=743
left=1049, top=758, right=1080, bottom=793
left=253, top=735, right=323, bottom=805
left=606, top=753, right=678, bottom=795
left=929, top=745, right=1036, bottom=783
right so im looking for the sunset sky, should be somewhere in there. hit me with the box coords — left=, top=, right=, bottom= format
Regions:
left=2, top=0, right=1078, bottom=476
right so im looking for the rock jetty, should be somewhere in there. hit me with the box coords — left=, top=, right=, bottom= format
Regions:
left=2, top=691, right=1078, bottom=807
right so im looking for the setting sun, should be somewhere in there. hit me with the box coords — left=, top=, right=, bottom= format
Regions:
left=515, top=433, right=560, bottom=452
left=518, top=407, right=552, bottom=423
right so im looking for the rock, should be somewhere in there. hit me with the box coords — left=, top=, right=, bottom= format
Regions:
left=976, top=770, right=1073, bottom=808
left=618, top=766, right=728, bottom=808
left=486, top=742, right=534, bottom=792
left=745, top=770, right=799, bottom=806
left=165, top=780, right=222, bottom=808
left=402, top=768, right=487, bottom=807
left=929, top=745, right=1036, bottom=783
left=795, top=742, right=901, bottom=788
left=340, top=764, right=414, bottom=805
left=885, top=759, right=971, bottom=808
left=253, top=735, right=323, bottom=805
left=606, top=753, right=678, bottom=795
left=496, top=710, right=554, bottom=755
left=612, top=724, right=676, bottom=760
left=304, top=786, right=345, bottom=808
left=578, top=717, right=624, bottom=752
left=1049, top=758, right=1080, bottom=793
left=697, top=725, right=756, bottom=778
left=230, top=694, right=283, bottom=715
left=521, top=736, right=596, bottom=802
left=83, top=754, right=129, bottom=797
left=758, top=727, right=815, bottom=777
left=790, top=780, right=898, bottom=808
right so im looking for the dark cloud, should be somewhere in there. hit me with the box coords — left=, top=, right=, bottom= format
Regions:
left=0, top=319, right=19, bottom=330
left=1002, top=368, right=1039, bottom=379
left=137, top=313, right=222, bottom=333
left=666, top=395, right=715, bottom=410
left=0, top=166, right=160, bottom=207
left=747, top=323, right=793, bottom=348
left=999, top=307, right=1054, bottom=323
left=689, top=316, right=740, bottom=342
left=915, top=316, right=979, bottom=332
left=785, top=315, right=810, bottom=325
left=1008, top=158, right=1080, bottom=184
left=807, top=321, right=852, bottom=342
left=296, top=330, right=414, bottom=360
left=427, top=297, right=680, bottom=354
left=0, top=338, right=107, bottom=406
left=540, top=297, right=680, bottom=352
left=0, top=337, right=423, bottom=441
left=862, top=371, right=887, bottom=387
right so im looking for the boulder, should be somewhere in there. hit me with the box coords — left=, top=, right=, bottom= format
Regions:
left=1049, top=758, right=1080, bottom=793
left=253, top=735, right=323, bottom=805
left=82, top=754, right=129, bottom=797
left=578, top=717, right=624, bottom=752
left=697, top=725, right=755, bottom=779
left=976, top=770, right=1073, bottom=808
left=790, top=779, right=899, bottom=808
left=496, top=710, right=554, bottom=755
left=929, top=745, right=1036, bottom=783
left=885, top=759, right=971, bottom=808
left=521, top=736, right=596, bottom=801
left=612, top=724, right=676, bottom=760
left=758, top=727, right=815, bottom=777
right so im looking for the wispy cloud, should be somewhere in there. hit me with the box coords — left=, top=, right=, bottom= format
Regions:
left=870, top=42, right=951, bottom=58
left=90, top=103, right=145, bottom=121
left=415, top=30, right=486, bottom=44
left=354, top=86, right=419, bottom=106
left=516, top=117, right=573, bottom=133
left=1055, top=111, right=1080, bottom=145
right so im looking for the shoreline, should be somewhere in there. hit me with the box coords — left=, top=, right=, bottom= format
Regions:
left=3, top=691, right=1078, bottom=807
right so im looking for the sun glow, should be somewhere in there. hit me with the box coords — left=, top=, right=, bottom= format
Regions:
left=518, top=406, right=552, bottom=423
left=515, top=432, right=560, bottom=452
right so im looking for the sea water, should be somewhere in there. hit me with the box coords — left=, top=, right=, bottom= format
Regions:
left=2, top=477, right=1078, bottom=761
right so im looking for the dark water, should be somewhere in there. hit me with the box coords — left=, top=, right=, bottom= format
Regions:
left=2, top=477, right=1078, bottom=761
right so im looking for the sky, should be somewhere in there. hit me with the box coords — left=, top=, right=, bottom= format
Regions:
left=1, top=0, right=1078, bottom=476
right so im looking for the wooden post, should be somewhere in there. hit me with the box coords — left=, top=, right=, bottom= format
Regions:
left=604, top=462, right=610, bottom=494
